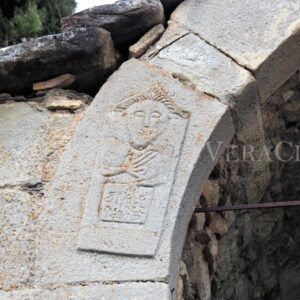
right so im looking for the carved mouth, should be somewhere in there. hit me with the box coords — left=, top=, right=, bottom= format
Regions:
left=139, top=128, right=155, bottom=137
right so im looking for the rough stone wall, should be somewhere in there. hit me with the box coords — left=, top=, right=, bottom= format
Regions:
left=0, top=91, right=87, bottom=291
left=179, top=73, right=300, bottom=300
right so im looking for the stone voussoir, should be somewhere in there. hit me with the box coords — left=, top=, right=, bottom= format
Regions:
left=171, top=0, right=300, bottom=102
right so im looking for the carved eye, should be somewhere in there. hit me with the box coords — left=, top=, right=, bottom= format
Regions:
left=151, top=111, right=161, bottom=119
left=133, top=110, right=145, bottom=118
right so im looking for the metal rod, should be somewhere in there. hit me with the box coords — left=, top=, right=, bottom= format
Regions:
left=194, top=200, right=300, bottom=213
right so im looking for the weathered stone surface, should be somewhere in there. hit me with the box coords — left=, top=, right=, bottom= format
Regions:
left=33, top=74, right=76, bottom=91
left=146, top=22, right=190, bottom=59
left=33, top=59, right=233, bottom=296
left=282, top=99, right=300, bottom=123
left=0, top=27, right=119, bottom=95
left=0, top=189, right=33, bottom=290
left=0, top=94, right=26, bottom=103
left=147, top=24, right=269, bottom=203
left=191, top=212, right=205, bottom=232
left=42, top=110, right=85, bottom=183
left=202, top=180, right=219, bottom=207
left=0, top=102, right=49, bottom=186
left=208, top=213, right=229, bottom=236
left=171, top=0, right=300, bottom=101
left=0, top=282, right=170, bottom=300
left=129, top=24, right=165, bottom=58
left=182, top=227, right=211, bottom=300
left=62, top=0, right=164, bottom=46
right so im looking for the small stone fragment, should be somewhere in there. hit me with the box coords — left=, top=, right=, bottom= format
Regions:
left=45, top=96, right=83, bottom=111
left=0, top=93, right=11, bottom=101
left=192, top=212, right=206, bottom=232
left=129, top=24, right=165, bottom=58
left=283, top=100, right=300, bottom=123
left=209, top=213, right=229, bottom=236
left=33, top=74, right=76, bottom=91
left=11, top=95, right=27, bottom=102
left=195, top=232, right=210, bottom=245
left=202, top=180, right=220, bottom=206
left=176, top=276, right=184, bottom=300
left=282, top=90, right=295, bottom=102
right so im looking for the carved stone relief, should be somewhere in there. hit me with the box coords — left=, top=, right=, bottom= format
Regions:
left=78, top=85, right=190, bottom=256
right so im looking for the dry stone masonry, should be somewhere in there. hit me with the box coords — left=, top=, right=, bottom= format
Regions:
left=0, top=0, right=299, bottom=299
left=0, top=27, right=119, bottom=95
left=61, top=0, right=165, bottom=46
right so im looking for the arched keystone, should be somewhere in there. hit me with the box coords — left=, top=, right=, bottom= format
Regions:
left=34, top=59, right=234, bottom=298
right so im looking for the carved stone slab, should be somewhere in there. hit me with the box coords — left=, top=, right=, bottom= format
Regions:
left=34, top=59, right=234, bottom=292
left=78, top=85, right=190, bottom=256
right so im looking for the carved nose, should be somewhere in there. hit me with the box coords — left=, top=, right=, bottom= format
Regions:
left=144, top=115, right=151, bottom=127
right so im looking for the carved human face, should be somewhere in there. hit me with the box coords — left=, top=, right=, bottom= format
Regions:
left=125, top=100, right=170, bottom=149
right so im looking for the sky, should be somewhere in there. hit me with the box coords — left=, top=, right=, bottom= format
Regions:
left=75, top=0, right=117, bottom=12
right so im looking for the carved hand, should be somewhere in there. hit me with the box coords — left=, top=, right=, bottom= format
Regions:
left=125, top=150, right=158, bottom=179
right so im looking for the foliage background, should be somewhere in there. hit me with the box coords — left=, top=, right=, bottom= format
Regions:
left=0, top=0, right=76, bottom=46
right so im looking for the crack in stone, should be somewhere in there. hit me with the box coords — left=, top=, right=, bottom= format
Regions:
left=170, top=20, right=256, bottom=77
left=29, top=279, right=169, bottom=291
left=147, top=32, right=190, bottom=59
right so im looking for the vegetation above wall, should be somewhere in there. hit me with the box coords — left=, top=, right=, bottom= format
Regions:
left=0, top=0, right=76, bottom=46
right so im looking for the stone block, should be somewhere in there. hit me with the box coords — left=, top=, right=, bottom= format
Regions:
left=45, top=97, right=83, bottom=111
left=208, top=213, right=229, bottom=237
left=202, top=180, right=220, bottom=207
left=0, top=189, right=33, bottom=290
left=33, top=74, right=76, bottom=91
left=171, top=0, right=300, bottom=101
left=0, top=282, right=170, bottom=300
left=283, top=99, right=300, bottom=123
left=129, top=24, right=165, bottom=58
left=0, top=102, right=49, bottom=187
left=34, top=59, right=233, bottom=295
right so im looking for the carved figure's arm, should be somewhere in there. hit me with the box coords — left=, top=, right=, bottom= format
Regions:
left=99, top=165, right=126, bottom=177
left=96, top=138, right=129, bottom=177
